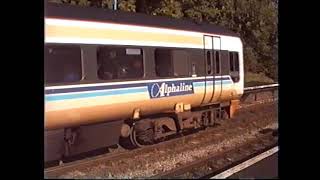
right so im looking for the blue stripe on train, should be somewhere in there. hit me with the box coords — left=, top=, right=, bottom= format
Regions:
left=46, top=87, right=147, bottom=102
left=45, top=77, right=230, bottom=95
left=193, top=79, right=232, bottom=87
left=45, top=78, right=233, bottom=102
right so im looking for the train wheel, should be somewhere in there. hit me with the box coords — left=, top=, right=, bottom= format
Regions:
left=119, top=126, right=138, bottom=149
left=130, top=121, right=155, bottom=148
left=131, top=127, right=145, bottom=148
left=127, top=126, right=138, bottom=148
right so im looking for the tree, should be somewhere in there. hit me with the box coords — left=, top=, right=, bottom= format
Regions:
left=48, top=0, right=278, bottom=81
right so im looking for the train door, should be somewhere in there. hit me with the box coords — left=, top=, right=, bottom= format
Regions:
left=202, top=35, right=221, bottom=105
left=211, top=37, right=222, bottom=103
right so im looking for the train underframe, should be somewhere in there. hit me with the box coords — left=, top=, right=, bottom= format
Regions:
left=45, top=100, right=240, bottom=165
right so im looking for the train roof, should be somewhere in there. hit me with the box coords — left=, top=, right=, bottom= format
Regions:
left=45, top=2, right=239, bottom=38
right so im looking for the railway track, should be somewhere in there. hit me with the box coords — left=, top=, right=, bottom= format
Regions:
left=211, top=146, right=278, bottom=178
left=151, top=128, right=278, bottom=179
left=44, top=84, right=278, bottom=178
left=242, top=83, right=278, bottom=102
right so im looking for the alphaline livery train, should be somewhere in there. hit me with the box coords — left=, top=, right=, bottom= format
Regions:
left=45, top=2, right=244, bottom=163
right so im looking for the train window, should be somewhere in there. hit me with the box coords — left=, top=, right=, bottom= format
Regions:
left=206, top=51, right=212, bottom=74
left=97, top=47, right=143, bottom=80
left=172, top=50, right=189, bottom=76
left=192, top=63, right=196, bottom=75
left=234, top=52, right=239, bottom=71
left=155, top=49, right=189, bottom=77
left=155, top=49, right=173, bottom=77
left=215, top=51, right=220, bottom=74
left=229, top=51, right=240, bottom=83
left=220, top=50, right=230, bottom=75
left=229, top=52, right=234, bottom=71
left=44, top=45, right=82, bottom=84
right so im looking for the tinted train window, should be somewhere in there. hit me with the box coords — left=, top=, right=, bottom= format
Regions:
left=229, top=52, right=239, bottom=72
left=192, top=63, right=196, bottom=75
left=206, top=51, right=212, bottom=74
left=220, top=50, right=230, bottom=75
left=229, top=52, right=234, bottom=71
left=44, top=45, right=82, bottom=84
left=215, top=51, right=220, bottom=74
left=234, top=52, right=239, bottom=71
left=155, top=49, right=173, bottom=77
left=97, top=47, right=143, bottom=80
left=155, top=49, right=189, bottom=77
left=229, top=51, right=240, bottom=83
left=172, top=50, right=189, bottom=76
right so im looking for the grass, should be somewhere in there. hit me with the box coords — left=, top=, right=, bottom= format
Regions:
left=244, top=72, right=275, bottom=87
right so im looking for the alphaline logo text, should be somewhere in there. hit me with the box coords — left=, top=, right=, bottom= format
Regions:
left=148, top=82, right=194, bottom=98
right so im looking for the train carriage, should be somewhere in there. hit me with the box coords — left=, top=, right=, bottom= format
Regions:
left=45, top=2, right=244, bottom=163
